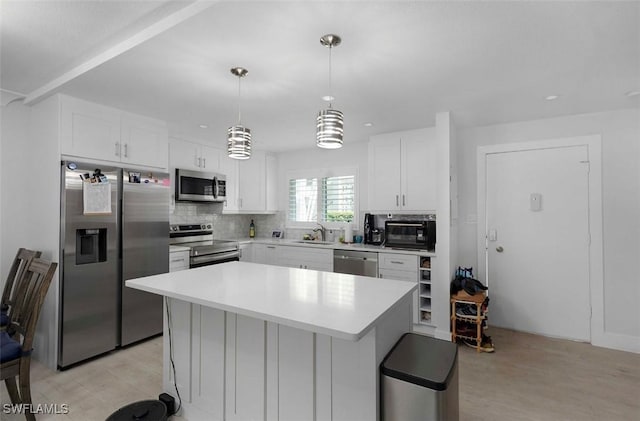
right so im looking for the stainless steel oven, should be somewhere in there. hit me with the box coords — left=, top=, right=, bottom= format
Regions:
left=384, top=220, right=436, bottom=251
left=175, top=168, right=227, bottom=203
left=170, top=224, right=239, bottom=268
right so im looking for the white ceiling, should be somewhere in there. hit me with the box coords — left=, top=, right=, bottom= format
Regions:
left=2, top=1, right=639, bottom=152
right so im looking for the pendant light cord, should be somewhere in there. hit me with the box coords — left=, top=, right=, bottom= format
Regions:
left=237, top=75, right=242, bottom=125
left=328, top=44, right=333, bottom=109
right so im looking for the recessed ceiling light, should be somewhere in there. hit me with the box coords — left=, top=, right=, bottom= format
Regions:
left=322, top=95, right=334, bottom=102
left=545, top=95, right=560, bottom=101
left=626, top=90, right=640, bottom=97
left=199, top=124, right=208, bottom=129
left=364, top=122, right=374, bottom=127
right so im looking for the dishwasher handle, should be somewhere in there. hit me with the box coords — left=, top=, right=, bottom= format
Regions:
left=334, top=254, right=377, bottom=262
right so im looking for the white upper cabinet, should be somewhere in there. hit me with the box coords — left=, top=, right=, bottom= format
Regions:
left=219, top=155, right=239, bottom=213
left=236, top=150, right=278, bottom=213
left=169, top=138, right=221, bottom=172
left=121, top=113, right=169, bottom=169
left=368, top=128, right=437, bottom=212
left=60, top=96, right=122, bottom=162
left=60, top=95, right=168, bottom=169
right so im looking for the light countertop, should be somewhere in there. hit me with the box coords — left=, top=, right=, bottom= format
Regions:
left=169, top=245, right=190, bottom=252
left=126, top=261, right=416, bottom=341
left=232, top=238, right=436, bottom=256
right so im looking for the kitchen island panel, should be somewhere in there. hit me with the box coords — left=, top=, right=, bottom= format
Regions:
left=191, top=305, right=225, bottom=419
left=165, top=294, right=411, bottom=420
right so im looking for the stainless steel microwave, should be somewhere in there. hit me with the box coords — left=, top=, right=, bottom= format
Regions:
left=175, top=168, right=227, bottom=202
left=384, top=220, right=436, bottom=251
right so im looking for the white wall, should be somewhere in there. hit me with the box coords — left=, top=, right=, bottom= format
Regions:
left=0, top=102, right=33, bottom=284
left=1, top=99, right=61, bottom=368
left=456, top=108, right=640, bottom=350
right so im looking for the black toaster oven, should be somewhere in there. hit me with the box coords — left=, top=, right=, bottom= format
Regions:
left=384, top=220, right=436, bottom=251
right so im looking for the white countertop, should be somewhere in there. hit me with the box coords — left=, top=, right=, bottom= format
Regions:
left=170, top=245, right=190, bottom=252
left=126, top=261, right=416, bottom=341
left=233, top=238, right=436, bottom=256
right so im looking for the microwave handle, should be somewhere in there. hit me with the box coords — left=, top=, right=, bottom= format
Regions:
left=386, top=222, right=424, bottom=227
left=212, top=176, right=218, bottom=199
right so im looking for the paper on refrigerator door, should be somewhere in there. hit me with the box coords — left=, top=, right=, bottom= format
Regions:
left=83, top=182, right=112, bottom=215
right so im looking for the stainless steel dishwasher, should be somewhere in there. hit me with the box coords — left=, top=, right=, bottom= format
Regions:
left=333, top=250, right=378, bottom=277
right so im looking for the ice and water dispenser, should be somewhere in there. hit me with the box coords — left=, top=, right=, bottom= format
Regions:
left=75, top=228, right=107, bottom=265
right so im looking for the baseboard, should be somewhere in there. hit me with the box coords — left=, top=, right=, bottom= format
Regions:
left=592, top=330, right=640, bottom=354
left=434, top=328, right=451, bottom=341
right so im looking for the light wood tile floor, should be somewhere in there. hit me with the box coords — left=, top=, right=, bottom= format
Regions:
left=1, top=328, right=639, bottom=420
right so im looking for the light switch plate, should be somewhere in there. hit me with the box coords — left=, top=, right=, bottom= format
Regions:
left=530, top=193, right=542, bottom=211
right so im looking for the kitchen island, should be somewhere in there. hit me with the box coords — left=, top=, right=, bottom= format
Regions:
left=126, top=261, right=415, bottom=421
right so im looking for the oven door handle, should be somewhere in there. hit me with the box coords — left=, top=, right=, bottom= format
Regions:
left=190, top=250, right=240, bottom=265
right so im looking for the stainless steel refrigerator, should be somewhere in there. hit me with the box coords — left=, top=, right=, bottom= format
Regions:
left=59, top=161, right=169, bottom=368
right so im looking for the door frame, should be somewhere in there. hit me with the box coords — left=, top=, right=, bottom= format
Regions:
left=476, top=135, right=603, bottom=344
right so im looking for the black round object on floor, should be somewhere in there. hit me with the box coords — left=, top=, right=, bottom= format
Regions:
left=106, top=400, right=167, bottom=421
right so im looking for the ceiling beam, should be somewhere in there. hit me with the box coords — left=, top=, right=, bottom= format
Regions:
left=23, top=0, right=215, bottom=106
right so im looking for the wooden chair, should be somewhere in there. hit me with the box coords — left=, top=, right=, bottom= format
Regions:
left=1, top=248, right=41, bottom=329
left=1, top=258, right=57, bottom=421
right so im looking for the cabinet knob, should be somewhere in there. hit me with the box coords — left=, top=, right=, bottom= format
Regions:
left=496, top=246, right=504, bottom=253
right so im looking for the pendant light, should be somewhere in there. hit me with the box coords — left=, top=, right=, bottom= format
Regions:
left=316, top=34, right=344, bottom=149
left=228, top=67, right=251, bottom=160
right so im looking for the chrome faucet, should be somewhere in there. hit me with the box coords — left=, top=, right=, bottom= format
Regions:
left=312, top=223, right=326, bottom=241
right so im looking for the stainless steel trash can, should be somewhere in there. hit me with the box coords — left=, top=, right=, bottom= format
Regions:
left=381, top=333, right=459, bottom=421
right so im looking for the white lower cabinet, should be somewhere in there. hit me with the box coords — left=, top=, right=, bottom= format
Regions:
left=279, top=245, right=333, bottom=271
left=252, top=244, right=281, bottom=265
left=239, top=243, right=253, bottom=262
left=169, top=250, right=189, bottom=272
left=379, top=253, right=420, bottom=325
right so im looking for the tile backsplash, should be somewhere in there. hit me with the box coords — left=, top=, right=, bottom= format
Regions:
left=171, top=204, right=384, bottom=241
left=171, top=202, right=285, bottom=239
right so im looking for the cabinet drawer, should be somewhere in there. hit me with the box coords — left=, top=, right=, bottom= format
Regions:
left=170, top=251, right=190, bottom=272
left=378, top=253, right=418, bottom=270
left=378, top=268, right=417, bottom=283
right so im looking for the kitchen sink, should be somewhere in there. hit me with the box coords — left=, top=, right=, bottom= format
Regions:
left=293, top=240, right=335, bottom=245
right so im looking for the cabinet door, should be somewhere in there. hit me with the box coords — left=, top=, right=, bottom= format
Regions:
left=60, top=95, right=121, bottom=161
left=368, top=135, right=402, bottom=212
left=199, top=145, right=221, bottom=172
left=239, top=243, right=253, bottom=262
left=401, top=130, right=437, bottom=211
left=379, top=268, right=419, bottom=324
left=279, top=246, right=332, bottom=271
left=121, top=113, right=168, bottom=169
left=253, top=244, right=280, bottom=265
left=237, top=150, right=266, bottom=211
left=265, top=153, right=278, bottom=212
left=219, top=155, right=239, bottom=212
left=169, top=138, right=201, bottom=170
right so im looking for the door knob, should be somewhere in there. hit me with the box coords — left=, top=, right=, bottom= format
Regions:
left=496, top=246, right=504, bottom=253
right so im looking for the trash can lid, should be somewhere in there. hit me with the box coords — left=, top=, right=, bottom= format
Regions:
left=381, top=332, right=458, bottom=391
left=106, top=400, right=167, bottom=421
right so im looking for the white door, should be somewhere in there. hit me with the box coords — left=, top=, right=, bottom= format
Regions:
left=485, top=145, right=590, bottom=341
